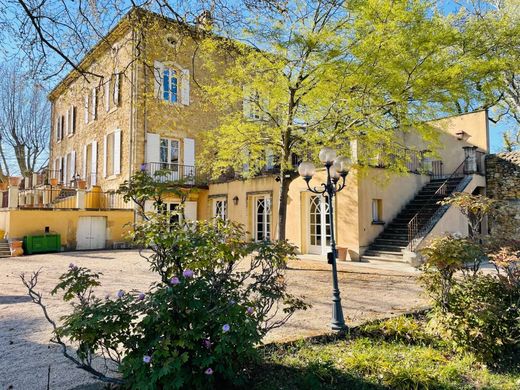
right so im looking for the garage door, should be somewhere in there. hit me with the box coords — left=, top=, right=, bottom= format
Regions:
left=76, top=216, right=107, bottom=250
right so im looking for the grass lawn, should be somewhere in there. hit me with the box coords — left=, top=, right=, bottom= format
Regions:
left=251, top=316, right=520, bottom=390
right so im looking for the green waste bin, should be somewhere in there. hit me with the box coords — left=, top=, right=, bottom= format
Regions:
left=23, top=234, right=61, bottom=255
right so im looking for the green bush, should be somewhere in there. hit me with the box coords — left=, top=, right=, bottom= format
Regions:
left=427, top=274, right=520, bottom=366
left=420, top=234, right=520, bottom=367
left=49, top=217, right=308, bottom=389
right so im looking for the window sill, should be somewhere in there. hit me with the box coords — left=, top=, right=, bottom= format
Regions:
left=371, top=221, right=385, bottom=225
left=67, top=133, right=74, bottom=138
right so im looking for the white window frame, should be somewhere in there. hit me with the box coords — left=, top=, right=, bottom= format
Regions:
left=159, top=137, right=181, bottom=167
left=372, top=199, right=383, bottom=223
left=212, top=197, right=227, bottom=220
left=253, top=195, right=271, bottom=242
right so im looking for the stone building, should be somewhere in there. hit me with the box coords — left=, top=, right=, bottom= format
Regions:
left=0, top=9, right=493, bottom=259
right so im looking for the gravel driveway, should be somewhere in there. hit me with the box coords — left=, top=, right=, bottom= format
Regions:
left=0, top=250, right=426, bottom=389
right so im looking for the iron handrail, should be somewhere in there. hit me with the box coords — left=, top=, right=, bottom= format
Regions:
left=407, top=156, right=469, bottom=250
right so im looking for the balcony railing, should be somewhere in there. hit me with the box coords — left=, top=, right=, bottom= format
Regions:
left=15, top=188, right=132, bottom=210
left=143, top=162, right=207, bottom=186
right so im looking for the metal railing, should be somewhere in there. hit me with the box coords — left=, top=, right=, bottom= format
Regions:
left=16, top=188, right=132, bottom=210
left=407, top=157, right=469, bottom=251
left=143, top=162, right=206, bottom=185
left=18, top=188, right=77, bottom=209
left=86, top=190, right=132, bottom=210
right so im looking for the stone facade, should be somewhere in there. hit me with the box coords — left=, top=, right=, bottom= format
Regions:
left=485, top=152, right=520, bottom=238
left=48, top=10, right=223, bottom=194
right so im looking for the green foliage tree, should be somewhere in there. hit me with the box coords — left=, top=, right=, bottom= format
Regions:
left=198, top=0, right=487, bottom=239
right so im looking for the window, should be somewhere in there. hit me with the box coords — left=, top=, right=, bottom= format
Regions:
left=85, top=88, right=97, bottom=123
left=154, top=61, right=189, bottom=105
left=159, top=138, right=180, bottom=168
left=244, top=89, right=261, bottom=120
left=254, top=195, right=271, bottom=241
left=162, top=68, right=178, bottom=103
left=55, top=115, right=64, bottom=142
left=372, top=199, right=383, bottom=223
left=213, top=198, right=227, bottom=219
left=66, top=105, right=76, bottom=136
left=103, top=130, right=121, bottom=178
left=159, top=202, right=181, bottom=226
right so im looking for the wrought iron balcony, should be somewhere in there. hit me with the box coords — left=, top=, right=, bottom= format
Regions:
left=142, top=162, right=208, bottom=186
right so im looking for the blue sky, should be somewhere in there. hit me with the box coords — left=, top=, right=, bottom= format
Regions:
left=0, top=0, right=514, bottom=157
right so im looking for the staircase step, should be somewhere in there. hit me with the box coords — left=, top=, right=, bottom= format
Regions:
left=361, top=255, right=406, bottom=263
left=369, top=244, right=407, bottom=252
left=364, top=250, right=404, bottom=259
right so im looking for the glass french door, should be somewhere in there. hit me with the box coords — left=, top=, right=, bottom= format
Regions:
left=308, top=195, right=331, bottom=255
left=254, top=196, right=271, bottom=241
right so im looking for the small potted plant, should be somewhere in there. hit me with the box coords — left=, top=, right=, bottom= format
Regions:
left=0, top=181, right=7, bottom=191
left=50, top=178, right=58, bottom=187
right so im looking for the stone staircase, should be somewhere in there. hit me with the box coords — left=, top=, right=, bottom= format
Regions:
left=361, top=177, right=465, bottom=262
left=0, top=239, right=11, bottom=257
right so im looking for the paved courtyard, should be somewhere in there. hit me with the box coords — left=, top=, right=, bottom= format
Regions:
left=0, top=250, right=426, bottom=389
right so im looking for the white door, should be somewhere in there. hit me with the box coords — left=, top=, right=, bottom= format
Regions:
left=76, top=216, right=107, bottom=250
left=253, top=196, right=271, bottom=242
left=308, top=195, right=331, bottom=255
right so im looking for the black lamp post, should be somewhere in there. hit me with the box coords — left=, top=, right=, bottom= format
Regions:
left=298, top=147, right=351, bottom=331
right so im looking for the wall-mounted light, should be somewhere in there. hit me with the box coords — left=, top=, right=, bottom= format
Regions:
left=455, top=130, right=467, bottom=140
left=233, top=196, right=239, bottom=205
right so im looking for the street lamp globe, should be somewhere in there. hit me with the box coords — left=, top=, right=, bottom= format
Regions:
left=298, top=161, right=316, bottom=179
left=333, top=156, right=352, bottom=175
left=329, top=165, right=341, bottom=181
left=319, top=147, right=337, bottom=164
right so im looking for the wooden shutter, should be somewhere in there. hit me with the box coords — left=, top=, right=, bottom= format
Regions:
left=70, top=150, right=76, bottom=180
left=65, top=108, right=69, bottom=136
left=113, top=129, right=121, bottom=175
left=184, top=201, right=197, bottom=221
left=91, top=141, right=97, bottom=185
left=153, top=61, right=163, bottom=99
left=58, top=157, right=63, bottom=183
left=181, top=69, right=190, bottom=105
left=103, top=134, right=107, bottom=177
left=55, top=118, right=60, bottom=142
left=104, top=81, right=110, bottom=112
left=146, top=132, right=160, bottom=163
left=113, top=73, right=120, bottom=106
left=183, top=138, right=195, bottom=167
left=84, top=95, right=89, bottom=123
left=91, top=88, right=97, bottom=120
left=63, top=155, right=68, bottom=185
left=82, top=144, right=87, bottom=178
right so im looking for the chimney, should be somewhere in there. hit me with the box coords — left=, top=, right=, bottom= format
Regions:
left=196, top=10, right=213, bottom=31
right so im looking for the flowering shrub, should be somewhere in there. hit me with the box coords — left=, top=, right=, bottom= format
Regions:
left=33, top=216, right=307, bottom=388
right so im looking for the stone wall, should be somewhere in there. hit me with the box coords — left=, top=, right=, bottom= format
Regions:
left=485, top=152, right=520, bottom=238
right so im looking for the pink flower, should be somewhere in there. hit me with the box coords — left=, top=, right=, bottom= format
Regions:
left=170, top=277, right=180, bottom=285
left=138, top=292, right=145, bottom=300
left=143, top=355, right=151, bottom=364
left=183, top=269, right=194, bottom=278
left=247, top=307, right=254, bottom=315
left=204, top=368, right=213, bottom=375
left=105, top=294, right=110, bottom=300
left=222, top=324, right=230, bottom=333
left=117, top=290, right=124, bottom=298
left=68, top=263, right=75, bottom=269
